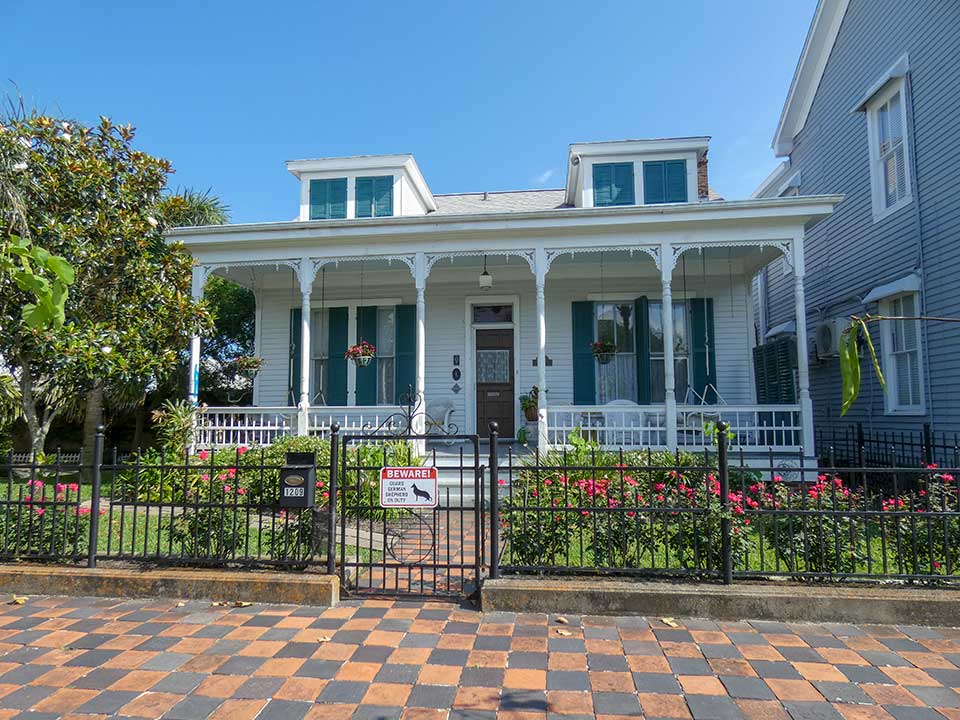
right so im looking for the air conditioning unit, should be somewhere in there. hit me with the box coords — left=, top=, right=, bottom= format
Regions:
left=815, top=317, right=848, bottom=357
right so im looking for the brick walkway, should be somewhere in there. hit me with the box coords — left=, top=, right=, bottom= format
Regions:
left=0, top=596, right=959, bottom=719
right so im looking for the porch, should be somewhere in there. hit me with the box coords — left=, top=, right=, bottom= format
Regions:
left=188, top=234, right=813, bottom=456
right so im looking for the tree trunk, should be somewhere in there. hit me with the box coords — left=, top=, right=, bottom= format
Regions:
left=132, top=394, right=147, bottom=451
left=18, top=363, right=54, bottom=456
left=82, top=382, right=105, bottom=461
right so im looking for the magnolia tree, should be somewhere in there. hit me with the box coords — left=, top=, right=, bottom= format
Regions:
left=0, top=110, right=212, bottom=453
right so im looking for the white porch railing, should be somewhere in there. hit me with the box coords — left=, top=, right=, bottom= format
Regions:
left=195, top=407, right=297, bottom=448
left=676, top=405, right=802, bottom=451
left=547, top=404, right=802, bottom=451
left=308, top=406, right=404, bottom=438
left=547, top=405, right=668, bottom=448
left=195, top=405, right=405, bottom=447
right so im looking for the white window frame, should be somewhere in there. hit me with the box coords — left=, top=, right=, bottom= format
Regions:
left=878, top=292, right=925, bottom=416
left=865, top=77, right=912, bottom=222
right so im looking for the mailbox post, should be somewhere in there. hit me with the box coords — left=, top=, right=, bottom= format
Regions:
left=280, top=452, right=316, bottom=508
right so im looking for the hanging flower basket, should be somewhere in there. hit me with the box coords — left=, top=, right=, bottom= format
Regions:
left=591, top=341, right=616, bottom=365
left=346, top=341, right=376, bottom=367
left=233, top=356, right=264, bottom=380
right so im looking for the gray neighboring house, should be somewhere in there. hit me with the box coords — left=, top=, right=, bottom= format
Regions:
left=753, top=0, right=960, bottom=451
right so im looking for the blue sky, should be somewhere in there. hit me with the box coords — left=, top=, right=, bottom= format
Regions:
left=6, top=1, right=816, bottom=224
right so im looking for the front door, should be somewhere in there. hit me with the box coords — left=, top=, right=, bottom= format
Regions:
left=476, top=328, right=515, bottom=437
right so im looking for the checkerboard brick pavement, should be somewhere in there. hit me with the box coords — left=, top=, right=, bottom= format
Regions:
left=0, top=595, right=959, bottom=718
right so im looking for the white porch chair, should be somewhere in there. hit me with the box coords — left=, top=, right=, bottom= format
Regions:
left=425, top=398, right=457, bottom=445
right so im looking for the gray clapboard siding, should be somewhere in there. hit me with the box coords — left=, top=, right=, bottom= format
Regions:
left=757, top=0, right=960, bottom=436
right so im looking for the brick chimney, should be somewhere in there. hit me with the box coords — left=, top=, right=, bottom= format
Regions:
left=697, top=150, right=709, bottom=200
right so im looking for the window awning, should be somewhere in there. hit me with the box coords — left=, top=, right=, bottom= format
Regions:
left=862, top=272, right=922, bottom=304
left=765, top=320, right=796, bottom=339
left=852, top=54, right=910, bottom=112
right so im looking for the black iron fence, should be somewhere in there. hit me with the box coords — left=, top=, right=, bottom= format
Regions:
left=3, top=423, right=960, bottom=587
left=817, top=423, right=960, bottom=469
left=492, top=427, right=960, bottom=583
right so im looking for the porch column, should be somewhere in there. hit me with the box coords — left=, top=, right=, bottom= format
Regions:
left=661, top=244, right=678, bottom=450
left=534, top=248, right=549, bottom=448
left=414, top=253, right=428, bottom=442
left=297, top=260, right=313, bottom=436
left=187, top=265, right=206, bottom=405
left=792, top=238, right=815, bottom=455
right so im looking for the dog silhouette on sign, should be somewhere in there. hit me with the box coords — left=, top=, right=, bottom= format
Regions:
left=411, top=483, right=432, bottom=502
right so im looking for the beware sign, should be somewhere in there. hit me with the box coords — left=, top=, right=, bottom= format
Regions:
left=380, top=467, right=438, bottom=508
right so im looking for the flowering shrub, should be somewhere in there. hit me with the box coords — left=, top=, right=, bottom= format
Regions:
left=881, top=466, right=960, bottom=576
left=0, top=479, right=100, bottom=559
left=760, top=473, right=865, bottom=575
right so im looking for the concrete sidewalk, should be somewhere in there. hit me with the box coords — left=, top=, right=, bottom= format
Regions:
left=0, top=595, right=958, bottom=718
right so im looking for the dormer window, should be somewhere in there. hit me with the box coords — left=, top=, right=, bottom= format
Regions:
left=356, top=176, right=394, bottom=218
left=592, top=162, right=635, bottom=207
left=642, top=160, right=687, bottom=204
left=309, top=179, right=347, bottom=220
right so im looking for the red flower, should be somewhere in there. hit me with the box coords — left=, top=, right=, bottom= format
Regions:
left=237, top=446, right=249, bottom=456
left=198, top=450, right=209, bottom=461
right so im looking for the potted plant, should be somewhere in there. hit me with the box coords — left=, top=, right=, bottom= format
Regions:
left=519, top=386, right=540, bottom=446
left=345, top=341, right=376, bottom=367
left=233, top=356, right=264, bottom=380
left=519, top=386, right=539, bottom=422
left=591, top=340, right=616, bottom=365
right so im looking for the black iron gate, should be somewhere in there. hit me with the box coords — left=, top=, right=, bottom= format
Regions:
left=336, top=432, right=483, bottom=597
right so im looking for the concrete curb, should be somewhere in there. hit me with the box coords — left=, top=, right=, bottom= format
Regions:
left=482, top=576, right=960, bottom=625
left=0, top=565, right=339, bottom=607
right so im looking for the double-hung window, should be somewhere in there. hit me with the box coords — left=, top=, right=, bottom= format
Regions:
left=866, top=79, right=911, bottom=219
left=648, top=301, right=691, bottom=402
left=594, top=302, right=637, bottom=403
left=879, top=292, right=924, bottom=414
left=376, top=307, right=396, bottom=404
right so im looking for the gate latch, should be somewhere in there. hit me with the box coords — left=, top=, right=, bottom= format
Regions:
left=279, top=451, right=316, bottom=508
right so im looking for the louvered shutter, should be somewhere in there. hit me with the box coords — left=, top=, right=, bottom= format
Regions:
left=690, top=298, right=717, bottom=404
left=327, top=308, right=348, bottom=405
left=374, top=176, right=393, bottom=217
left=288, top=308, right=302, bottom=406
left=643, top=161, right=666, bottom=204
left=572, top=301, right=596, bottom=404
left=665, top=160, right=687, bottom=202
left=309, top=180, right=327, bottom=220
left=355, top=177, right=374, bottom=218
left=613, top=163, right=635, bottom=205
left=593, top=164, right=613, bottom=207
left=395, top=305, right=416, bottom=404
left=328, top=178, right=347, bottom=219
left=634, top=297, right=651, bottom=403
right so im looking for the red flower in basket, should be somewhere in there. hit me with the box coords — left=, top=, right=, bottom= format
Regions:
left=345, top=341, right=376, bottom=367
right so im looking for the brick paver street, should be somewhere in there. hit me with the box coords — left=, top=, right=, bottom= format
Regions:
left=0, top=596, right=959, bottom=719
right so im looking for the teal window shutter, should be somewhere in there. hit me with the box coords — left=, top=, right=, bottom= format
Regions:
left=665, top=159, right=687, bottom=202
left=395, top=304, right=416, bottom=404
left=374, top=176, right=393, bottom=217
left=327, top=307, right=348, bottom=405
left=355, top=177, right=374, bottom=218
left=690, top=298, right=717, bottom=404
left=634, top=297, right=651, bottom=404
left=593, top=163, right=634, bottom=207
left=753, top=337, right=796, bottom=404
left=288, top=308, right=302, bottom=406
left=572, top=301, right=596, bottom=404
left=644, top=160, right=687, bottom=204
left=355, top=306, right=378, bottom=406
left=309, top=178, right=348, bottom=219
left=643, top=161, right=665, bottom=204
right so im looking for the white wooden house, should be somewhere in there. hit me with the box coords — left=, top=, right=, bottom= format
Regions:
left=169, top=137, right=840, bottom=455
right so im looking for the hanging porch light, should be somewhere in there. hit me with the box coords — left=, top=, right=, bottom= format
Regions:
left=479, top=255, right=493, bottom=291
